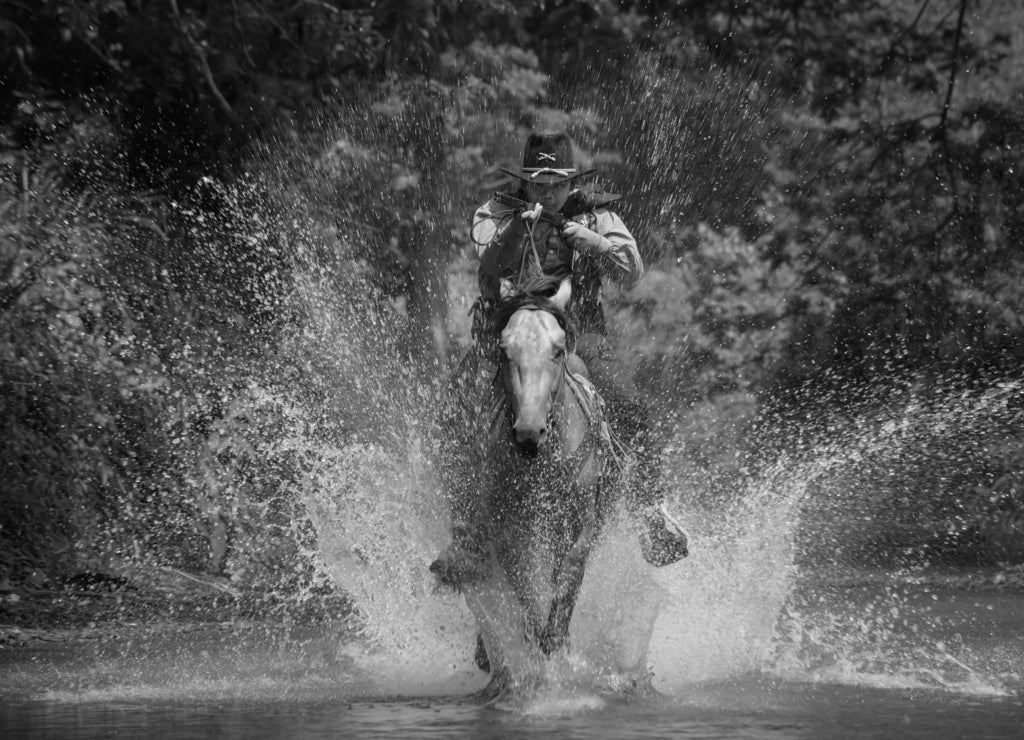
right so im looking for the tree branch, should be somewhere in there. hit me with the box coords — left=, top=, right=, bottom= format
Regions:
left=230, top=0, right=257, bottom=68
left=938, top=0, right=969, bottom=210
left=938, top=0, right=968, bottom=136
left=167, top=0, right=236, bottom=121
left=873, top=0, right=933, bottom=78
left=251, top=0, right=317, bottom=60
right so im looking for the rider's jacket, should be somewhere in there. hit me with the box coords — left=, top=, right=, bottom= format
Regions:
left=470, top=189, right=643, bottom=336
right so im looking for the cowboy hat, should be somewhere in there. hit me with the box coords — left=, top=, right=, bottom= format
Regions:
left=499, top=132, right=596, bottom=184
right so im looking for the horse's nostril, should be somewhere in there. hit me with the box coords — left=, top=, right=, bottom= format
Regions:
left=519, top=439, right=539, bottom=457
left=514, top=425, right=543, bottom=457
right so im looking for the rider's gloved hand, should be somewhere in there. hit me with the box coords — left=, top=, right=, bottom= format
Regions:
left=521, top=202, right=544, bottom=222
left=562, top=221, right=610, bottom=255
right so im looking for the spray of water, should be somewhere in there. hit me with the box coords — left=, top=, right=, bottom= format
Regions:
left=279, top=244, right=1018, bottom=701
left=758, top=378, right=1023, bottom=696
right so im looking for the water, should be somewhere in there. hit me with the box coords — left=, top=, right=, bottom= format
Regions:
left=3, top=689, right=1022, bottom=739
left=5, top=416, right=1023, bottom=738
left=4, top=408, right=1023, bottom=737
left=1, top=581, right=1022, bottom=737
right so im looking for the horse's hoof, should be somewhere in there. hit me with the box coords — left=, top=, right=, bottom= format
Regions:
left=474, top=633, right=490, bottom=673
left=474, top=668, right=510, bottom=702
left=429, top=550, right=488, bottom=589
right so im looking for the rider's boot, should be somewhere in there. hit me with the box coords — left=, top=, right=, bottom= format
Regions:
left=574, top=354, right=690, bottom=568
left=626, top=401, right=690, bottom=567
left=639, top=502, right=690, bottom=567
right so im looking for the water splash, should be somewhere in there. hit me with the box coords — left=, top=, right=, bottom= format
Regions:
left=753, top=377, right=1023, bottom=697
left=264, top=200, right=1019, bottom=709
left=304, top=437, right=485, bottom=696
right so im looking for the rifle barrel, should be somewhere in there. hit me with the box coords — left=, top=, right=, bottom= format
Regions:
left=493, top=192, right=565, bottom=228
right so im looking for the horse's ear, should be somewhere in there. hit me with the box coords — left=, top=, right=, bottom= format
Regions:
left=552, top=276, right=572, bottom=311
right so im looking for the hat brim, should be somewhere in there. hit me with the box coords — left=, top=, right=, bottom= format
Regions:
left=498, top=167, right=596, bottom=184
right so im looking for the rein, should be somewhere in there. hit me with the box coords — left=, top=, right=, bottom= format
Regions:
left=565, top=369, right=635, bottom=479
left=560, top=370, right=606, bottom=480
left=495, top=351, right=605, bottom=482
left=489, top=298, right=615, bottom=485
left=518, top=219, right=546, bottom=288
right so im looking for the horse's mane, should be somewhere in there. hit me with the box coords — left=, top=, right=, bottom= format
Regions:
left=493, top=274, right=576, bottom=346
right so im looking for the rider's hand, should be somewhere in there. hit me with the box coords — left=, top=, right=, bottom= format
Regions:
left=562, top=221, right=608, bottom=254
left=520, top=203, right=544, bottom=222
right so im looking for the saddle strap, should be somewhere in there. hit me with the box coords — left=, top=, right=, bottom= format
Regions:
left=564, top=369, right=636, bottom=476
left=565, top=369, right=602, bottom=428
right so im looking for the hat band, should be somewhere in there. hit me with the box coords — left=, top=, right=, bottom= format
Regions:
left=524, top=167, right=575, bottom=179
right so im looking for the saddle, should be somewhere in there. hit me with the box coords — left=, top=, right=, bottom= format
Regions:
left=564, top=364, right=637, bottom=481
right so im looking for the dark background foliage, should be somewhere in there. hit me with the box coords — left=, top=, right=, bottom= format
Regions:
left=1, top=0, right=1022, bottom=604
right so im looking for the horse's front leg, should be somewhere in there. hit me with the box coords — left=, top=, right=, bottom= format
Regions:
left=493, top=523, right=548, bottom=645
left=539, top=481, right=600, bottom=655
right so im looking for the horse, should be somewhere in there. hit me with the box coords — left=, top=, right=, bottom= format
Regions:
left=445, top=276, right=620, bottom=678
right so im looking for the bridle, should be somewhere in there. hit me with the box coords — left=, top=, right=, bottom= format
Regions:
left=496, top=313, right=600, bottom=470
left=543, top=349, right=569, bottom=436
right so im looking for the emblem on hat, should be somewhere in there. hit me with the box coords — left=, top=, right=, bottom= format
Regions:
left=499, top=132, right=596, bottom=184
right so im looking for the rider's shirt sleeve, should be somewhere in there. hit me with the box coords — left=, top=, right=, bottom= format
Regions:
left=470, top=199, right=500, bottom=256
left=472, top=199, right=523, bottom=260
left=473, top=198, right=527, bottom=301
left=592, top=209, right=643, bottom=286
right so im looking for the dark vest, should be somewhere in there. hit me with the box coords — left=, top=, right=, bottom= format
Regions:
left=537, top=188, right=620, bottom=336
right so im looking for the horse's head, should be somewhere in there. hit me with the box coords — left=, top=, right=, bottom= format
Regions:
left=496, top=277, right=573, bottom=457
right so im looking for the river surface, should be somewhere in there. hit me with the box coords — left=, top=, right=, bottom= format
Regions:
left=2, top=583, right=1022, bottom=739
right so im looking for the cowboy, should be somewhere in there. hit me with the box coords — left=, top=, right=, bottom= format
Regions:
left=430, top=132, right=688, bottom=588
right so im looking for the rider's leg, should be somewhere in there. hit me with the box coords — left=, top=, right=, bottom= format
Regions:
left=574, top=334, right=689, bottom=566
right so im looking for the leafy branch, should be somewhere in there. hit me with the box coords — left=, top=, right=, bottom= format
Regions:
left=168, top=0, right=236, bottom=120
left=936, top=0, right=969, bottom=211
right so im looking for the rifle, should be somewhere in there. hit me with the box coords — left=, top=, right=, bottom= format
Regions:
left=492, top=192, right=567, bottom=229
left=492, top=189, right=620, bottom=228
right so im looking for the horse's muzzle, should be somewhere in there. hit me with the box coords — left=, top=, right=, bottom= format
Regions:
left=514, top=423, right=546, bottom=457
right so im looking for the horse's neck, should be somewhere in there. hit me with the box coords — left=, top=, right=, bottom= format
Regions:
left=552, top=371, right=591, bottom=456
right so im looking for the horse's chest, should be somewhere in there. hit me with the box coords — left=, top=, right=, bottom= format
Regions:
left=487, top=456, right=585, bottom=516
